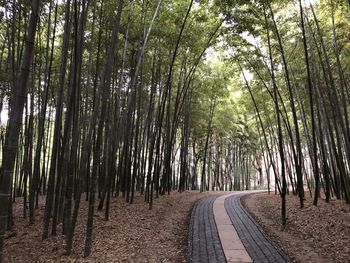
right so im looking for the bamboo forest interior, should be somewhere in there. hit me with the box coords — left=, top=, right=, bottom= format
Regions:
left=0, top=0, right=350, bottom=262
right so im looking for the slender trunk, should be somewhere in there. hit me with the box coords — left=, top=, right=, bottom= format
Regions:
left=84, top=0, right=124, bottom=257
left=269, top=2, right=303, bottom=207
left=0, top=0, right=41, bottom=259
left=299, top=0, right=319, bottom=206
left=264, top=4, right=285, bottom=224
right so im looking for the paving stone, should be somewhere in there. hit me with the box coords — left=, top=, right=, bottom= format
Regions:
left=187, top=195, right=226, bottom=263
left=225, top=193, right=290, bottom=263
left=187, top=192, right=290, bottom=263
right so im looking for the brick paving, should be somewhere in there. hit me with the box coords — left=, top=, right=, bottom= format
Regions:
left=214, top=194, right=252, bottom=263
left=187, top=195, right=226, bottom=263
left=225, top=192, right=289, bottom=263
left=187, top=192, right=290, bottom=263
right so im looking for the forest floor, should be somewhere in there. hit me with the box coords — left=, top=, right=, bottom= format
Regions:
left=3, top=191, right=214, bottom=262
left=242, top=192, right=350, bottom=263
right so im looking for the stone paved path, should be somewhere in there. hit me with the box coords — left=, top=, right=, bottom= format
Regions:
left=187, top=195, right=226, bottom=263
left=187, top=192, right=290, bottom=263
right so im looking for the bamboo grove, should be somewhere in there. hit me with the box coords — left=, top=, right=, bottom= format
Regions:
left=1, top=0, right=350, bottom=260
left=0, top=0, right=260, bottom=259
left=219, top=0, right=350, bottom=225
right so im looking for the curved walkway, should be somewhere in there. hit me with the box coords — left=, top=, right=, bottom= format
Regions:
left=187, top=192, right=290, bottom=263
left=187, top=195, right=226, bottom=263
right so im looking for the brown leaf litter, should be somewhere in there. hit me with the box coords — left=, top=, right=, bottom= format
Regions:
left=242, top=192, right=350, bottom=263
left=3, top=191, right=214, bottom=263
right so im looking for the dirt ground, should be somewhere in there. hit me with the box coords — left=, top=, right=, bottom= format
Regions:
left=3, top=191, right=212, bottom=263
left=242, top=192, right=350, bottom=263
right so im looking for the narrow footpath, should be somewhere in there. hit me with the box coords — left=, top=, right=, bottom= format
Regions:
left=187, top=192, right=290, bottom=263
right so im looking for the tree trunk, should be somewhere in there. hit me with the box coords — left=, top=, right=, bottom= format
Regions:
left=0, top=0, right=42, bottom=259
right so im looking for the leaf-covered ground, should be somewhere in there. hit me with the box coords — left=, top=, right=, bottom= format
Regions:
left=4, top=191, right=212, bottom=262
left=242, top=192, right=350, bottom=263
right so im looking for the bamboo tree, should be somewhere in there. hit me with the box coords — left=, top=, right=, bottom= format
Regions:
left=0, top=0, right=42, bottom=259
left=299, top=0, right=319, bottom=206
left=264, top=2, right=285, bottom=224
left=47, top=0, right=72, bottom=237
left=268, top=1, right=304, bottom=207
left=84, top=0, right=125, bottom=257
